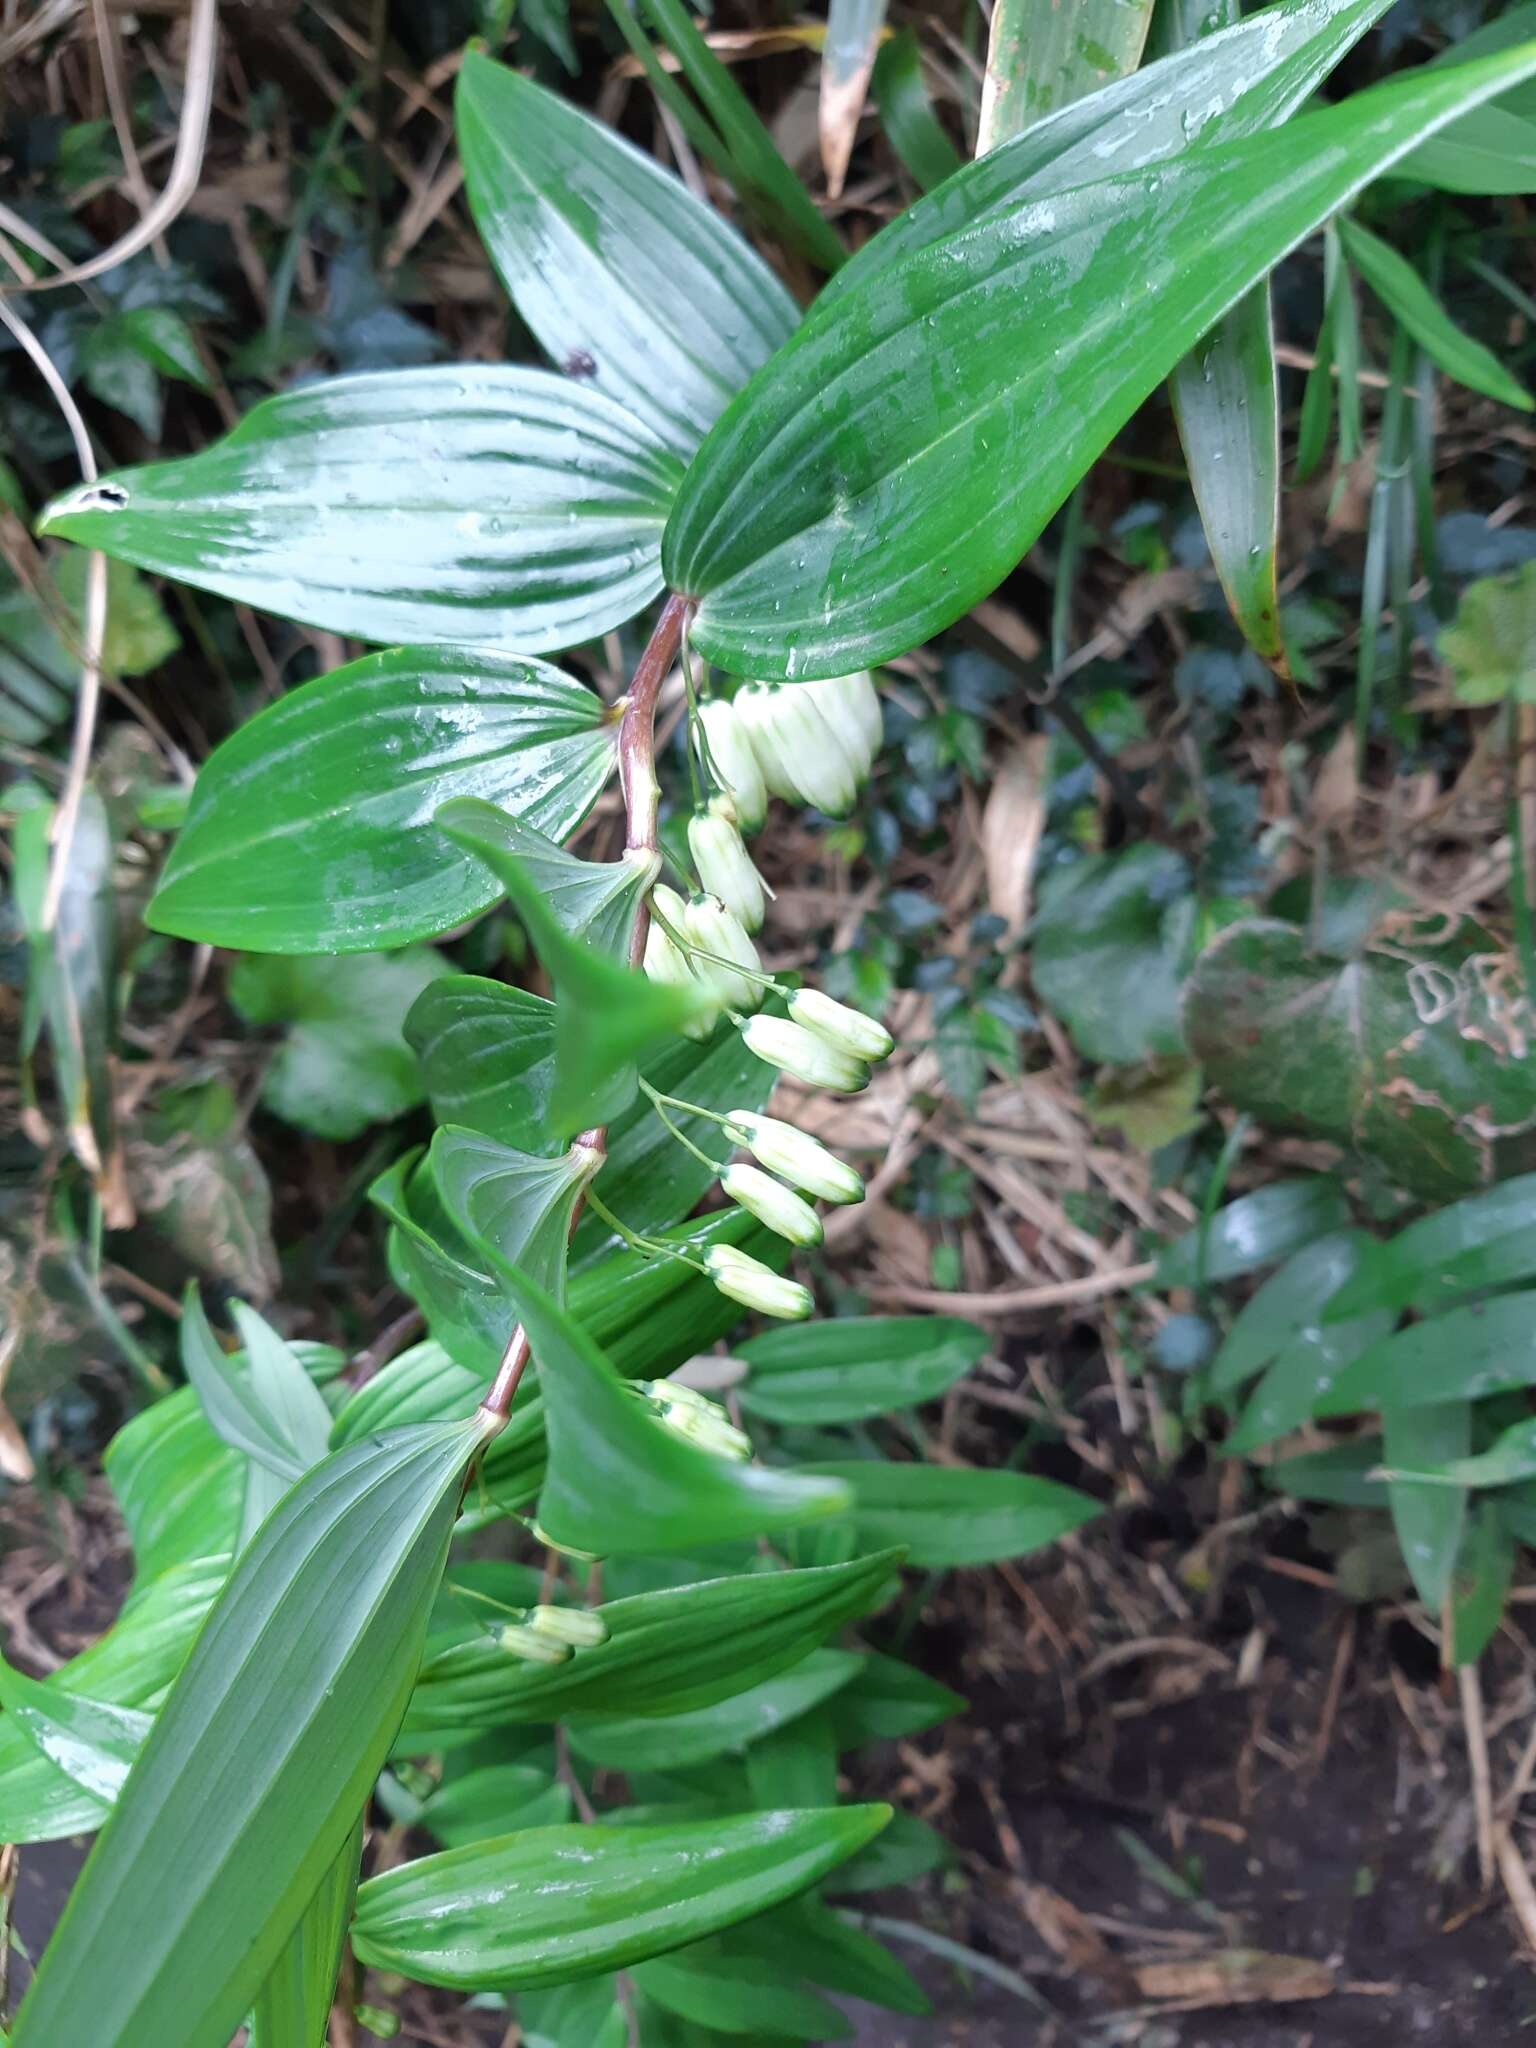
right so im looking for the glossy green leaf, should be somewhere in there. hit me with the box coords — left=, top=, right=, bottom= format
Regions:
left=456, top=54, right=797, bottom=458
left=824, top=0, right=1394, bottom=310
left=249, top=1826, right=361, bottom=2048
left=420, top=1766, right=572, bottom=1849
left=665, top=43, right=1536, bottom=679
left=1223, top=1301, right=1393, bottom=1455
left=11, top=1417, right=486, bottom=2048
left=372, top=1149, right=525, bottom=1379
left=1406, top=105, right=1536, bottom=195
left=437, top=795, right=695, bottom=1134
left=871, top=30, right=961, bottom=193
left=490, top=1255, right=851, bottom=1553
left=1209, top=1230, right=1377, bottom=1396
left=1156, top=1176, right=1350, bottom=1288
left=105, top=1389, right=243, bottom=1584
left=798, top=1460, right=1101, bottom=1568
left=521, top=1978, right=630, bottom=2048
left=1409, top=1419, right=1536, bottom=1491
left=407, top=977, right=557, bottom=1150
left=1327, top=1173, right=1536, bottom=1322
left=568, top=1650, right=863, bottom=1772
left=42, top=368, right=682, bottom=651
left=1184, top=920, right=1536, bottom=1200
left=737, top=1315, right=985, bottom=1424
left=1030, top=846, right=1194, bottom=1066
left=430, top=1125, right=598, bottom=1305
left=1385, top=1403, right=1469, bottom=1611
left=823, top=1807, right=949, bottom=1893
left=1337, top=216, right=1530, bottom=411
left=180, top=1289, right=331, bottom=1484
left=1265, top=1437, right=1387, bottom=1508
left=636, top=1939, right=850, bottom=2040
left=0, top=1558, right=227, bottom=1844
left=826, top=1650, right=965, bottom=1747
left=1317, top=1294, right=1536, bottom=1418
left=147, top=646, right=614, bottom=954
left=744, top=1705, right=839, bottom=1810
left=978, top=0, right=1152, bottom=150
left=728, top=1899, right=929, bottom=2015
left=0, top=1655, right=150, bottom=1805
left=407, top=1552, right=898, bottom=1738
left=351, top=1806, right=890, bottom=1990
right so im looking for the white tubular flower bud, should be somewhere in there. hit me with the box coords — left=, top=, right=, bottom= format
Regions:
left=682, top=894, right=763, bottom=1013
left=699, top=697, right=768, bottom=832
left=497, top=1621, right=572, bottom=1665
left=736, top=683, right=801, bottom=801
left=809, top=671, right=878, bottom=777
left=767, top=688, right=859, bottom=817
left=644, top=893, right=717, bottom=1043
left=788, top=987, right=895, bottom=1063
left=705, top=1244, right=814, bottom=1321
left=528, top=1604, right=609, bottom=1649
left=836, top=671, right=883, bottom=764
left=741, top=1014, right=868, bottom=1093
left=688, top=802, right=766, bottom=932
left=724, top=1111, right=865, bottom=1205
left=721, top=1162, right=823, bottom=1247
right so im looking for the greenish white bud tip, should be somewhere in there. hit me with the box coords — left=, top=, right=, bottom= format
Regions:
left=741, top=1014, right=868, bottom=1093
left=642, top=1377, right=754, bottom=1459
left=699, top=696, right=768, bottom=833
left=682, top=894, right=764, bottom=1014
left=721, top=1161, right=823, bottom=1246
left=498, top=1621, right=572, bottom=1665
left=724, top=1110, right=864, bottom=1204
left=528, top=1603, right=609, bottom=1649
left=788, top=987, right=894, bottom=1063
left=705, top=1244, right=814, bottom=1321
left=688, top=802, right=766, bottom=933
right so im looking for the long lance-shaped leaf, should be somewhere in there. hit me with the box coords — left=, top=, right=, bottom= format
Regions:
left=38, top=368, right=682, bottom=653
left=1156, top=0, right=1285, bottom=665
left=665, top=43, right=1536, bottom=680
left=11, top=1416, right=488, bottom=2048
left=351, top=1808, right=891, bottom=1990
left=978, top=0, right=1152, bottom=151
left=249, top=1824, right=363, bottom=2048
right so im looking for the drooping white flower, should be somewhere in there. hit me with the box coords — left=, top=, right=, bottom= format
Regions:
left=787, top=987, right=894, bottom=1063
left=688, top=800, right=766, bottom=932
left=644, top=885, right=717, bottom=1041
left=735, top=683, right=802, bottom=801
left=721, top=1161, right=823, bottom=1246
left=766, top=687, right=860, bottom=817
left=699, top=696, right=768, bottom=832
left=741, top=1014, right=868, bottom=1093
left=809, top=671, right=881, bottom=777
left=682, top=894, right=763, bottom=1013
left=704, top=1244, right=814, bottom=1320
left=724, top=1110, right=864, bottom=1205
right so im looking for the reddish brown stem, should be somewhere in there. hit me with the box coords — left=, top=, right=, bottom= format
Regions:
left=477, top=594, right=691, bottom=1429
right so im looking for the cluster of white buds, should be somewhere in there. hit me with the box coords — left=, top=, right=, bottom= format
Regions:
left=688, top=796, right=766, bottom=931
left=744, top=990, right=893, bottom=1096
left=699, top=672, right=882, bottom=827
left=643, top=882, right=765, bottom=1041
left=496, top=1602, right=609, bottom=1665
left=641, top=1378, right=753, bottom=1460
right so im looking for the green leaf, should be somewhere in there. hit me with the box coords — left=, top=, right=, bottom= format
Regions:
left=823, top=1807, right=949, bottom=1893
left=249, top=1826, right=361, bottom=2048
left=0, top=1559, right=227, bottom=1845
left=436, top=796, right=700, bottom=1134
left=227, top=947, right=449, bottom=1139
left=1385, top=1403, right=1469, bottom=1611
left=1222, top=1302, right=1393, bottom=1456
left=636, top=1938, right=851, bottom=2040
left=826, top=1650, right=965, bottom=1747
left=11, top=1417, right=486, bottom=2048
left=53, top=551, right=180, bottom=676
left=1208, top=1230, right=1376, bottom=1396
left=1031, top=847, right=1194, bottom=1066
left=728, top=1899, right=929, bottom=2015
left=567, top=1649, right=864, bottom=1771
left=1337, top=216, right=1531, bottom=412
left=180, top=1290, right=332, bottom=1483
left=456, top=54, right=798, bottom=457
left=871, top=30, right=961, bottom=194
left=744, top=1705, right=839, bottom=1810
left=419, top=1766, right=572, bottom=1848
left=351, top=1806, right=891, bottom=1990
left=665, top=40, right=1536, bottom=679
left=0, top=1655, right=150, bottom=1804
left=1451, top=1500, right=1515, bottom=1665
left=430, top=1125, right=599, bottom=1303
left=41, top=368, right=682, bottom=652
left=129, top=1077, right=280, bottom=1298
left=404, top=1551, right=899, bottom=1737
left=1326, top=1173, right=1536, bottom=1321
left=147, top=646, right=615, bottom=953
left=736, top=1315, right=986, bottom=1424
left=1411, top=1419, right=1536, bottom=1491
left=1156, top=1176, right=1351, bottom=1288
left=1265, top=1437, right=1387, bottom=1509
left=496, top=1258, right=851, bottom=1553
left=406, top=976, right=557, bottom=1151
left=1440, top=560, right=1536, bottom=706
left=1406, top=105, right=1536, bottom=196
left=977, top=0, right=1152, bottom=150
left=1183, top=920, right=1536, bottom=1200
left=105, top=1387, right=243, bottom=1583
left=797, top=1460, right=1101, bottom=1568
left=436, top=797, right=654, bottom=958
left=1316, top=1293, right=1536, bottom=1417
left=371, top=1150, right=528, bottom=1380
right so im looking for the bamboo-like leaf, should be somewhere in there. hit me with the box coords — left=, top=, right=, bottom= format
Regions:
left=11, top=1416, right=488, bottom=2048
left=870, top=30, right=962, bottom=192
left=456, top=54, right=798, bottom=457
left=40, top=369, right=682, bottom=653
left=179, top=1289, right=330, bottom=1485
left=249, top=1824, right=362, bottom=2048
left=978, top=0, right=1152, bottom=151
left=1337, top=215, right=1533, bottom=411
left=350, top=1807, right=891, bottom=1990
left=667, top=45, right=1536, bottom=679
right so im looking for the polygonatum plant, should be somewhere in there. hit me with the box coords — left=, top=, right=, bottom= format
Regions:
left=11, top=6, right=1536, bottom=2045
